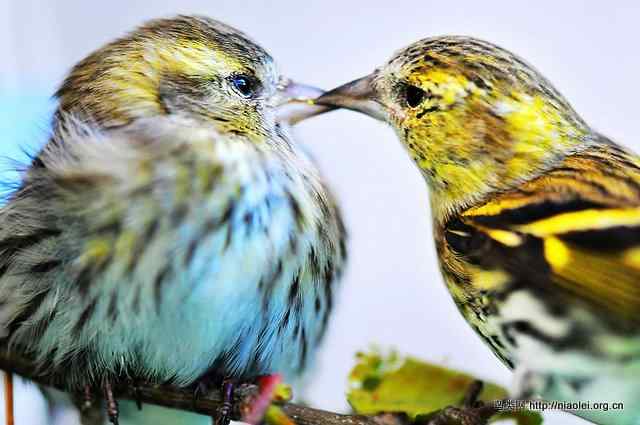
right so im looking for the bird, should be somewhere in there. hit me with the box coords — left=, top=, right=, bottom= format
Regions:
left=316, top=36, right=640, bottom=425
left=0, top=15, right=346, bottom=425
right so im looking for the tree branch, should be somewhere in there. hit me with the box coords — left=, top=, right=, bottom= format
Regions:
left=0, top=349, right=383, bottom=425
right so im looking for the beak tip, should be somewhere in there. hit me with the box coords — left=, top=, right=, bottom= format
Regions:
left=311, top=74, right=388, bottom=122
left=275, top=80, right=336, bottom=125
left=312, top=92, right=336, bottom=106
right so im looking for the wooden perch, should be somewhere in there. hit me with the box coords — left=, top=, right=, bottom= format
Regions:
left=0, top=348, right=388, bottom=425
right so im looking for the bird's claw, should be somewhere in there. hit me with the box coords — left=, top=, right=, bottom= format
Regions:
left=214, top=379, right=235, bottom=425
left=125, top=378, right=144, bottom=411
left=80, top=384, right=94, bottom=413
left=76, top=383, right=120, bottom=425
left=103, top=381, right=119, bottom=425
left=193, top=374, right=283, bottom=425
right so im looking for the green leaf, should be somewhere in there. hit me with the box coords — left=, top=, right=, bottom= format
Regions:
left=264, top=405, right=295, bottom=425
left=347, top=350, right=543, bottom=425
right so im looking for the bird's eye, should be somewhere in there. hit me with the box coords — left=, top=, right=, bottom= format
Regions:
left=230, top=75, right=257, bottom=98
left=404, top=84, right=427, bottom=108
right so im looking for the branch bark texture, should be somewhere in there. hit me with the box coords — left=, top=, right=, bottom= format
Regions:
left=0, top=349, right=383, bottom=425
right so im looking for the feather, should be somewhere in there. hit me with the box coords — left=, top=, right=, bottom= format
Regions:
left=440, top=140, right=640, bottom=330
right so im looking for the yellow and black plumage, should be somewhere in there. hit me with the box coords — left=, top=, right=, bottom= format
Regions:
left=317, top=36, right=640, bottom=425
left=443, top=140, right=640, bottom=360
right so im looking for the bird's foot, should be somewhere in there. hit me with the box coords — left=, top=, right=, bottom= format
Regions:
left=214, top=378, right=235, bottom=425
left=191, top=375, right=235, bottom=425
left=75, top=383, right=121, bottom=425
left=192, top=373, right=285, bottom=425
left=128, top=378, right=143, bottom=411
left=74, top=385, right=104, bottom=425
left=103, top=381, right=119, bottom=425
left=422, top=380, right=500, bottom=425
left=215, top=375, right=284, bottom=425
left=80, top=384, right=94, bottom=413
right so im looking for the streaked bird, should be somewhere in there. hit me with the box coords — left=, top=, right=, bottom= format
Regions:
left=317, top=36, right=640, bottom=425
left=1, top=15, right=346, bottom=425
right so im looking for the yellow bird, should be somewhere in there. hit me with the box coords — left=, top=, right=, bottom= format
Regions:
left=317, top=36, right=640, bottom=425
left=1, top=16, right=344, bottom=425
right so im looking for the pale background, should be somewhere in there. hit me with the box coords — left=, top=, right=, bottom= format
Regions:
left=1, top=1, right=639, bottom=424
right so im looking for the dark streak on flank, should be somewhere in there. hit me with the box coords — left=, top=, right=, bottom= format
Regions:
left=154, top=265, right=170, bottom=313
left=280, top=308, right=291, bottom=333
left=289, top=233, right=298, bottom=254
left=7, top=287, right=51, bottom=336
left=309, top=248, right=320, bottom=277
left=287, top=193, right=304, bottom=230
left=299, top=328, right=308, bottom=372
left=243, top=210, right=253, bottom=229
left=31, top=260, right=61, bottom=273
left=260, top=260, right=283, bottom=313
left=107, top=292, right=118, bottom=322
left=224, top=225, right=233, bottom=249
left=185, top=239, right=198, bottom=266
left=338, top=217, right=348, bottom=256
left=125, top=237, right=145, bottom=275
left=30, top=312, right=54, bottom=342
left=76, top=264, right=100, bottom=297
left=132, top=284, right=142, bottom=315
left=73, top=298, right=97, bottom=337
left=1, top=228, right=62, bottom=254
left=318, top=267, right=335, bottom=343
left=203, top=202, right=232, bottom=234
left=317, top=195, right=331, bottom=219
left=288, top=272, right=300, bottom=305
left=202, top=165, right=223, bottom=194
left=143, top=219, right=160, bottom=244
left=94, top=220, right=122, bottom=236
left=75, top=247, right=114, bottom=298
left=170, top=204, right=189, bottom=227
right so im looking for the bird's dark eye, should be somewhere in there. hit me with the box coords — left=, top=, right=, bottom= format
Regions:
left=230, top=75, right=257, bottom=98
left=404, top=84, right=427, bottom=108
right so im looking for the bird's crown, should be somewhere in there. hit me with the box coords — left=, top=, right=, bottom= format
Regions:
left=53, top=15, right=279, bottom=138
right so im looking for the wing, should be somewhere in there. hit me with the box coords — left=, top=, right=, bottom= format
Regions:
left=445, top=140, right=640, bottom=330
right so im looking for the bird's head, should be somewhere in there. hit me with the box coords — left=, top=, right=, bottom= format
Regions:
left=317, top=36, right=591, bottom=218
left=53, top=15, right=325, bottom=141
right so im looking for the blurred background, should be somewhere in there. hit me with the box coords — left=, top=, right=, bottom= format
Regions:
left=1, top=1, right=638, bottom=424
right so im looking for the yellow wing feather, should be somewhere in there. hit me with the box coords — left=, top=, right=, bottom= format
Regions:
left=454, top=143, right=640, bottom=324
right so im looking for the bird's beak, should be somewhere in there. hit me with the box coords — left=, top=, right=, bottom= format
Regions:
left=274, top=79, right=336, bottom=125
left=314, top=73, right=387, bottom=121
